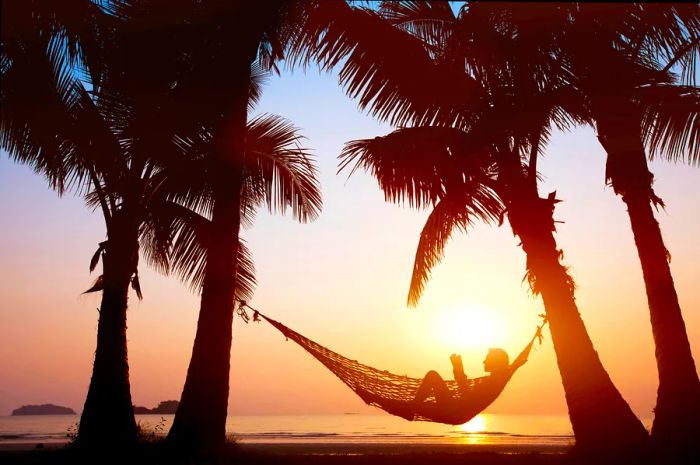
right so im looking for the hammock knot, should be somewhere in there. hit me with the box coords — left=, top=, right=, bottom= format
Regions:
left=237, top=299, right=262, bottom=323
left=236, top=305, right=250, bottom=323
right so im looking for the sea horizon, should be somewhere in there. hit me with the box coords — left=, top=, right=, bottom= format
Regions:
left=0, top=412, right=647, bottom=448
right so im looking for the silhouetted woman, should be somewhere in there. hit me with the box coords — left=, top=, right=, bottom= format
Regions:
left=413, top=348, right=510, bottom=405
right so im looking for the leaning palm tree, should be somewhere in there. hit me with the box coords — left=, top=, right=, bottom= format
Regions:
left=295, top=1, right=649, bottom=454
left=474, top=3, right=700, bottom=456
left=557, top=5, right=700, bottom=456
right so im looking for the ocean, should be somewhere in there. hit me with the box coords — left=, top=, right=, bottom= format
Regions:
left=0, top=413, right=581, bottom=447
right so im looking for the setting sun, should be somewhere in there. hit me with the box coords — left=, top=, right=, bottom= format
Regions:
left=435, top=308, right=504, bottom=349
left=460, top=415, right=488, bottom=434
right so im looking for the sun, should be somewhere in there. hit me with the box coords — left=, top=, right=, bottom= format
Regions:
left=435, top=307, right=503, bottom=349
left=460, top=414, right=488, bottom=433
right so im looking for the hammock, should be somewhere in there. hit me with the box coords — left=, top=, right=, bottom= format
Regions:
left=240, top=303, right=546, bottom=425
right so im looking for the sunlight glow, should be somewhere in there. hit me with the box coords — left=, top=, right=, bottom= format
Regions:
left=435, top=307, right=503, bottom=349
left=460, top=414, right=487, bottom=433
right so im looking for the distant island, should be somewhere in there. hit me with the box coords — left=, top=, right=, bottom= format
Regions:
left=12, top=404, right=76, bottom=415
left=132, top=400, right=179, bottom=415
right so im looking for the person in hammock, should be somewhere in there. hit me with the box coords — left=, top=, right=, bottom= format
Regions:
left=413, top=348, right=510, bottom=405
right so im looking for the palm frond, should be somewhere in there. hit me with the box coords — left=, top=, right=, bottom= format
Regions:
left=408, top=186, right=503, bottom=306
left=150, top=201, right=256, bottom=300
left=340, top=126, right=497, bottom=209
left=244, top=114, right=322, bottom=223
left=380, top=1, right=456, bottom=60
left=640, top=84, right=700, bottom=165
left=1, top=0, right=109, bottom=84
left=289, top=0, right=483, bottom=128
left=234, top=239, right=257, bottom=302
left=1, top=37, right=83, bottom=192
left=131, top=272, right=143, bottom=300
left=249, top=62, right=269, bottom=110
left=159, top=150, right=217, bottom=221
left=89, top=241, right=108, bottom=273
left=139, top=200, right=173, bottom=276
left=82, top=275, right=104, bottom=294
left=630, top=4, right=700, bottom=86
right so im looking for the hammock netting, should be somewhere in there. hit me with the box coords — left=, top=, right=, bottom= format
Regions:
left=246, top=306, right=544, bottom=425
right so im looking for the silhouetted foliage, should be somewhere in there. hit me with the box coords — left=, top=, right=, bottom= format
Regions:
left=318, top=1, right=650, bottom=455
left=2, top=0, right=320, bottom=451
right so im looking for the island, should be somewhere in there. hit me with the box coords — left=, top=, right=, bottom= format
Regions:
left=12, top=404, right=76, bottom=415
left=132, top=400, right=179, bottom=414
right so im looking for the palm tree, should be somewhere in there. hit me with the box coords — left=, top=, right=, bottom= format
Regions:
left=163, top=1, right=322, bottom=450
left=558, top=4, right=700, bottom=456
left=1, top=0, right=144, bottom=448
left=474, top=3, right=700, bottom=455
left=1, top=1, right=280, bottom=449
left=297, top=1, right=649, bottom=454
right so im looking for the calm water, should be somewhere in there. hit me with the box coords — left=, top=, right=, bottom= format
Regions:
left=0, top=414, right=580, bottom=447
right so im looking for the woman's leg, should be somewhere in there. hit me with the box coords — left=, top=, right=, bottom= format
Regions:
left=414, top=370, right=452, bottom=403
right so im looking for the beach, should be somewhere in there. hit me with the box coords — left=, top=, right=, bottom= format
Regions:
left=0, top=413, right=576, bottom=462
left=1, top=414, right=658, bottom=465
left=0, top=441, right=658, bottom=465
left=0, top=413, right=577, bottom=447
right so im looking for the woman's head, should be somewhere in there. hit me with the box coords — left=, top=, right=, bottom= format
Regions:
left=483, top=348, right=509, bottom=373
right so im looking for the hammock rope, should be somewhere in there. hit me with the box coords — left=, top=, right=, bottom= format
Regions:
left=238, top=301, right=547, bottom=425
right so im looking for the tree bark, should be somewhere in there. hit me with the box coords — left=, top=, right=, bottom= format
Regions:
left=78, top=215, right=139, bottom=449
left=597, top=112, right=700, bottom=459
left=167, top=173, right=243, bottom=451
left=507, top=188, right=650, bottom=455
left=168, top=81, right=248, bottom=451
left=623, top=191, right=700, bottom=458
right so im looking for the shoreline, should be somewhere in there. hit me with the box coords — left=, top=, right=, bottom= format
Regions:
left=1, top=440, right=670, bottom=465
left=0, top=440, right=572, bottom=453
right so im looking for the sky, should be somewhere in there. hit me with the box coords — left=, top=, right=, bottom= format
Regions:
left=0, top=65, right=698, bottom=425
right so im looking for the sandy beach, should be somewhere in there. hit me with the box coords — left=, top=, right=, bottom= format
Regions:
left=1, top=441, right=665, bottom=465
left=0, top=446, right=574, bottom=465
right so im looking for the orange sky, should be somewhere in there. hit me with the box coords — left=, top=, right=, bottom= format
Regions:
left=0, top=68, right=698, bottom=423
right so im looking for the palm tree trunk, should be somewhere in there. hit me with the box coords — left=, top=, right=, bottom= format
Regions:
left=168, top=93, right=248, bottom=451
left=623, top=191, right=700, bottom=456
left=507, top=190, right=650, bottom=455
left=167, top=177, right=243, bottom=451
left=597, top=114, right=700, bottom=458
left=166, top=8, right=266, bottom=446
left=78, top=218, right=139, bottom=449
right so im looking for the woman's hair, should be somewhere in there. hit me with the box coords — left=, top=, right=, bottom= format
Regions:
left=486, top=348, right=509, bottom=371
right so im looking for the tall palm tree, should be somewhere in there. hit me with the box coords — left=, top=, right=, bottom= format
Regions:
left=164, top=1, right=322, bottom=450
left=559, top=5, right=700, bottom=457
left=1, top=0, right=145, bottom=447
left=487, top=3, right=700, bottom=456
left=1, top=1, right=290, bottom=449
left=296, top=1, right=649, bottom=454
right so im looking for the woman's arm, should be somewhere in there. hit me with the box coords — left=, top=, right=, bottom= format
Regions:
left=450, top=354, right=468, bottom=386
